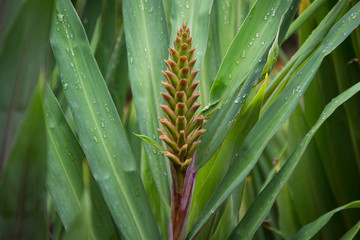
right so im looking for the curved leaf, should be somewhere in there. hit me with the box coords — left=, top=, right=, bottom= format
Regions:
left=122, top=0, right=172, bottom=204
left=0, top=82, right=47, bottom=239
left=44, top=84, right=84, bottom=230
left=229, top=80, right=360, bottom=239
left=50, top=0, right=160, bottom=238
left=187, top=3, right=360, bottom=238
left=292, top=201, right=360, bottom=240
left=169, top=0, right=213, bottom=105
left=208, top=0, right=292, bottom=109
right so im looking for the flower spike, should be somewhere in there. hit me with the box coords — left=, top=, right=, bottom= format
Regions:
left=159, top=22, right=205, bottom=171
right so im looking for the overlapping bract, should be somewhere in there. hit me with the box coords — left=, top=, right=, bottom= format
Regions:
left=159, top=22, right=205, bottom=171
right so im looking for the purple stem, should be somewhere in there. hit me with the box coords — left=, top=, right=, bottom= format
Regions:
left=170, top=152, right=198, bottom=240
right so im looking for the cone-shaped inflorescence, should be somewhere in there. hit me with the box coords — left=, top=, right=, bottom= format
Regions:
left=159, top=22, right=205, bottom=171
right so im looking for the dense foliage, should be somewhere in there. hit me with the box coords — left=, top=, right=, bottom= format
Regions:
left=0, top=0, right=359, bottom=239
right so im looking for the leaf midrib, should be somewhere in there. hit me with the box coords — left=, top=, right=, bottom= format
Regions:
left=140, top=2, right=161, bottom=123
left=57, top=3, right=146, bottom=238
left=47, top=126, right=82, bottom=210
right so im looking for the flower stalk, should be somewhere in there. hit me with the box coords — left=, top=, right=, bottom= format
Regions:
left=158, top=22, right=205, bottom=240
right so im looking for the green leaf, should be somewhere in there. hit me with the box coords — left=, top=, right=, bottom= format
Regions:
left=105, top=27, right=129, bottom=117
left=61, top=187, right=97, bottom=240
left=284, top=0, right=326, bottom=41
left=339, top=221, right=360, bottom=240
left=262, top=21, right=281, bottom=75
left=122, top=0, right=172, bottom=204
left=94, top=0, right=116, bottom=75
left=44, top=85, right=119, bottom=239
left=208, top=0, right=292, bottom=109
left=125, top=102, right=142, bottom=167
left=189, top=79, right=267, bottom=229
left=264, top=0, right=350, bottom=106
left=135, top=134, right=165, bottom=152
left=187, top=3, right=360, bottom=238
left=229, top=80, right=360, bottom=239
left=169, top=0, right=213, bottom=105
left=0, top=0, right=54, bottom=173
left=211, top=197, right=237, bottom=240
left=80, top=0, right=102, bottom=40
left=141, top=148, right=170, bottom=239
left=0, top=81, right=47, bottom=239
left=292, top=201, right=360, bottom=240
left=88, top=166, right=120, bottom=239
left=195, top=59, right=264, bottom=169
left=50, top=0, right=160, bottom=238
left=199, top=0, right=251, bottom=106
left=43, top=84, right=84, bottom=230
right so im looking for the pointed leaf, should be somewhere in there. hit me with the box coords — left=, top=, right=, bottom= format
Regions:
left=122, top=0, right=172, bottom=204
left=170, top=0, right=213, bottom=105
left=50, top=0, right=160, bottom=238
left=292, top=201, right=360, bottom=240
left=135, top=134, right=165, bottom=152
left=187, top=3, right=360, bottom=238
left=44, top=84, right=84, bottom=230
left=230, top=80, right=360, bottom=239
left=0, top=82, right=47, bottom=239
left=208, top=0, right=292, bottom=110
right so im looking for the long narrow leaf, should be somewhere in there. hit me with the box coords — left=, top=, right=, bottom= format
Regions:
left=292, top=201, right=360, bottom=240
left=122, top=0, right=172, bottom=204
left=195, top=0, right=293, bottom=168
left=229, top=80, right=360, bottom=239
left=208, top=0, right=292, bottom=109
left=50, top=0, right=160, bottom=238
left=0, top=82, right=47, bottom=239
left=170, top=0, right=213, bottom=105
left=0, top=0, right=54, bottom=174
left=187, top=3, right=360, bottom=238
left=43, top=84, right=84, bottom=230
left=339, top=220, right=360, bottom=240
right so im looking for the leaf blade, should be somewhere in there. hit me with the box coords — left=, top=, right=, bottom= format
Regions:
left=187, top=3, right=360, bottom=238
left=50, top=0, right=160, bottom=238
left=123, top=0, right=172, bottom=204
left=230, top=80, right=360, bottom=239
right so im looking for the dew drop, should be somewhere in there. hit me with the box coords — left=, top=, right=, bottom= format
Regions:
left=57, top=13, right=64, bottom=22
left=242, top=50, right=246, bottom=58
left=63, top=83, right=68, bottom=90
left=264, top=15, right=268, bottom=21
left=272, top=9, right=276, bottom=17
left=105, top=104, right=110, bottom=113
left=261, top=41, right=265, bottom=45
left=93, top=136, right=99, bottom=143
left=236, top=60, right=240, bottom=65
left=255, top=32, right=259, bottom=38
